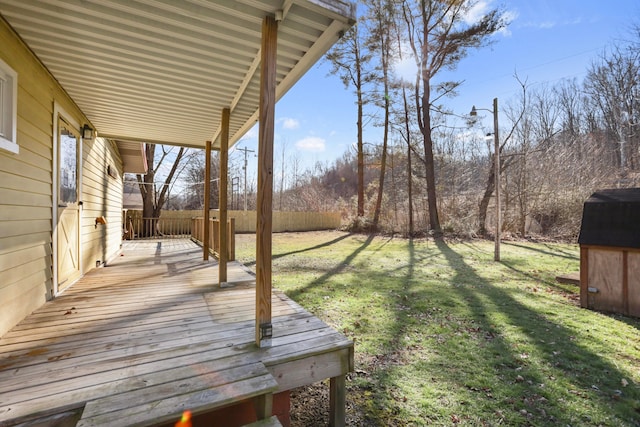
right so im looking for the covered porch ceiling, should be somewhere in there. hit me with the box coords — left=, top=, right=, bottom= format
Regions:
left=0, top=0, right=355, bottom=151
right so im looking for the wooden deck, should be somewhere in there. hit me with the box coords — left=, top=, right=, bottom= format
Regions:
left=0, top=240, right=353, bottom=427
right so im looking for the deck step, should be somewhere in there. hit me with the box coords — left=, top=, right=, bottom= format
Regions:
left=242, top=415, right=283, bottom=427
left=77, top=362, right=278, bottom=427
left=556, top=272, right=580, bottom=286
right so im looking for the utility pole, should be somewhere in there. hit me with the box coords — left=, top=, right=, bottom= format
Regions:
left=492, top=97, right=500, bottom=262
left=236, top=146, right=255, bottom=211
left=470, top=97, right=500, bottom=261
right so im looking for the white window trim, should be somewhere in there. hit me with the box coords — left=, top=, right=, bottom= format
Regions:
left=0, top=57, right=18, bottom=154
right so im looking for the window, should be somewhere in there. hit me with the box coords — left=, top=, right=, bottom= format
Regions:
left=0, top=58, right=18, bottom=154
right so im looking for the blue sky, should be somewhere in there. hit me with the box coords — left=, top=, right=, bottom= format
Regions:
left=231, top=0, right=639, bottom=183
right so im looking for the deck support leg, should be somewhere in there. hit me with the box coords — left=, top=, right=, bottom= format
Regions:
left=329, top=374, right=346, bottom=427
left=254, top=392, right=273, bottom=420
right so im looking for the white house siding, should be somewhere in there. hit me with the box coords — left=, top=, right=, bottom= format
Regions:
left=0, top=18, right=123, bottom=336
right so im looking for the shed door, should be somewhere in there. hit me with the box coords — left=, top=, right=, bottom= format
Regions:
left=57, top=117, right=81, bottom=291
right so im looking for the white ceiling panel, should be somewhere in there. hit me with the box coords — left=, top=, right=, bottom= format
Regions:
left=0, top=0, right=355, bottom=149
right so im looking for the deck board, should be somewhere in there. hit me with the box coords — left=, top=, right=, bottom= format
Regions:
left=78, top=362, right=278, bottom=427
left=0, top=239, right=353, bottom=426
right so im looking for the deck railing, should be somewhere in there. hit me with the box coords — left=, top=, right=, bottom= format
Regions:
left=191, top=217, right=236, bottom=261
left=125, top=216, right=192, bottom=239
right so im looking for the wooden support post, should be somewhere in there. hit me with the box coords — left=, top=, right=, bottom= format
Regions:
left=203, top=140, right=212, bottom=260
left=256, top=15, right=277, bottom=348
left=229, top=217, right=236, bottom=261
left=253, top=393, right=273, bottom=420
left=219, top=108, right=230, bottom=285
left=329, top=375, right=346, bottom=427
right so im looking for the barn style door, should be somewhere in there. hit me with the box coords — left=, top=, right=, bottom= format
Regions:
left=56, top=117, right=81, bottom=291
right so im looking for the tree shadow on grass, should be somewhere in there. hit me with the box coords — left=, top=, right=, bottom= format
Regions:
left=504, top=241, right=580, bottom=261
left=285, top=234, right=376, bottom=301
left=430, top=240, right=640, bottom=426
left=355, top=239, right=638, bottom=426
left=242, top=232, right=353, bottom=268
left=275, top=235, right=639, bottom=425
left=500, top=256, right=582, bottom=296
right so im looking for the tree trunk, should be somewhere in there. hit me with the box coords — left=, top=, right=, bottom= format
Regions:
left=139, top=144, right=157, bottom=237
left=478, top=155, right=496, bottom=236
left=372, top=8, right=391, bottom=230
left=356, top=53, right=365, bottom=218
left=402, top=85, right=414, bottom=236
left=421, top=80, right=441, bottom=235
left=137, top=144, right=186, bottom=237
left=372, top=96, right=389, bottom=229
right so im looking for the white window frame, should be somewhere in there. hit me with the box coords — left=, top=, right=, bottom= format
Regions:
left=0, top=58, right=18, bottom=154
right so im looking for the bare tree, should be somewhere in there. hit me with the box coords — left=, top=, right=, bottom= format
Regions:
left=402, top=0, right=508, bottom=235
left=326, top=20, right=373, bottom=219
left=137, top=144, right=190, bottom=236
left=584, top=43, right=640, bottom=172
left=476, top=76, right=524, bottom=236
left=366, top=0, right=397, bottom=230
left=183, top=150, right=220, bottom=210
left=278, top=140, right=288, bottom=210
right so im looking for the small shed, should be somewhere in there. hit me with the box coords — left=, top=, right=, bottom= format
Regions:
left=578, top=188, right=640, bottom=317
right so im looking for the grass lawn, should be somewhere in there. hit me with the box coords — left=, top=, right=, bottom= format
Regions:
left=235, top=231, right=640, bottom=426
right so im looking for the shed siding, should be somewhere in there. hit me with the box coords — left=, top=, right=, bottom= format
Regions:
left=627, top=252, right=640, bottom=317
left=0, top=18, right=123, bottom=336
left=586, top=249, right=624, bottom=313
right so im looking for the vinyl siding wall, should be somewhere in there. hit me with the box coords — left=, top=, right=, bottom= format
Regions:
left=0, top=18, right=123, bottom=336
left=81, top=137, right=123, bottom=270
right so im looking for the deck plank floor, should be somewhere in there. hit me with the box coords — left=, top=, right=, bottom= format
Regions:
left=0, top=239, right=353, bottom=426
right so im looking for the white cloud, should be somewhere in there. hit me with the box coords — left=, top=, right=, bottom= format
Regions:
left=461, top=1, right=517, bottom=37
left=295, top=136, right=326, bottom=152
left=281, top=117, right=300, bottom=130
left=463, top=0, right=490, bottom=25
left=499, top=10, right=518, bottom=36
left=520, top=20, right=555, bottom=29
left=519, top=16, right=584, bottom=31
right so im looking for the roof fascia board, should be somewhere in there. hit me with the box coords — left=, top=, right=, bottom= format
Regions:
left=298, top=0, right=356, bottom=23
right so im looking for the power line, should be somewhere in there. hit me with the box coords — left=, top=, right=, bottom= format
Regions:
left=125, top=181, right=170, bottom=187
left=186, top=178, right=220, bottom=186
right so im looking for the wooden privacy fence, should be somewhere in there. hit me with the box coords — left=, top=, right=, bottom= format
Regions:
left=124, top=210, right=340, bottom=235
left=227, top=210, right=341, bottom=232
left=191, top=217, right=236, bottom=261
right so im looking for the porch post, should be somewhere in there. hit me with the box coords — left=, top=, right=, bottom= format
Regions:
left=219, top=107, right=230, bottom=285
left=203, top=140, right=211, bottom=260
left=256, top=14, right=277, bottom=347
